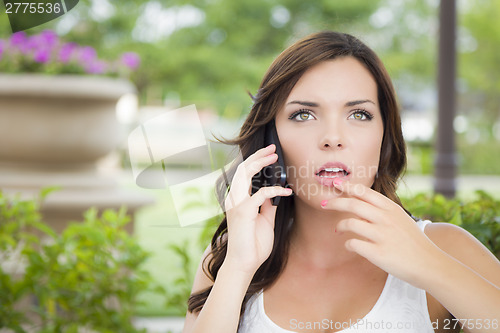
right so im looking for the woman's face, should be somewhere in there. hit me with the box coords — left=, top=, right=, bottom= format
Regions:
left=275, top=57, right=384, bottom=207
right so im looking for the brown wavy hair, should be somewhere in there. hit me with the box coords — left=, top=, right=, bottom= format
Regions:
left=187, top=31, right=408, bottom=325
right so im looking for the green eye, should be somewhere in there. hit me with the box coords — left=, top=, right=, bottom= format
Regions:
left=289, top=109, right=314, bottom=122
left=349, top=110, right=374, bottom=121
left=299, top=113, right=310, bottom=121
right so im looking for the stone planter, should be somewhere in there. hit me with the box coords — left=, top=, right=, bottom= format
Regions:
left=0, top=74, right=134, bottom=167
left=0, top=74, right=153, bottom=234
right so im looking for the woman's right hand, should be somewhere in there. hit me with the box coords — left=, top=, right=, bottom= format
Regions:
left=223, top=144, right=293, bottom=275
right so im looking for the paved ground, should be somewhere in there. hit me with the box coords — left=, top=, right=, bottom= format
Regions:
left=133, top=317, right=184, bottom=333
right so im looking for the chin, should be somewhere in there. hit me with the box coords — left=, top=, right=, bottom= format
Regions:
left=289, top=178, right=341, bottom=203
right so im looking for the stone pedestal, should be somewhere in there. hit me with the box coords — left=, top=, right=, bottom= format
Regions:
left=0, top=74, right=153, bottom=232
left=0, top=164, right=153, bottom=234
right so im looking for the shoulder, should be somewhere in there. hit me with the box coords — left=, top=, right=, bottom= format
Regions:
left=423, top=222, right=493, bottom=259
left=423, top=222, right=500, bottom=287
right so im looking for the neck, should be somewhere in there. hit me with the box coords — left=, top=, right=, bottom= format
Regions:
left=288, top=196, right=364, bottom=270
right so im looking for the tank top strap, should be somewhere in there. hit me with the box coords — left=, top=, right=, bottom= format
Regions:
left=416, top=219, right=432, bottom=232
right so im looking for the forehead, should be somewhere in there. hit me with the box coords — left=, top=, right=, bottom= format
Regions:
left=287, top=57, right=379, bottom=105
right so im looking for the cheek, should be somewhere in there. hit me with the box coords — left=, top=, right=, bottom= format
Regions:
left=345, top=123, right=382, bottom=169
left=366, top=148, right=382, bottom=177
left=355, top=131, right=383, bottom=180
left=280, top=135, right=311, bottom=184
left=366, top=136, right=383, bottom=164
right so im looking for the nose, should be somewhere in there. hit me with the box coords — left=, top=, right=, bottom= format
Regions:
left=318, top=119, right=344, bottom=150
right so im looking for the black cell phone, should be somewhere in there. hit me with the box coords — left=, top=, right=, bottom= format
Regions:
left=251, top=120, right=287, bottom=206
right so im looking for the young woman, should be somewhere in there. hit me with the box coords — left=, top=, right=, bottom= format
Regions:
left=182, top=31, right=500, bottom=333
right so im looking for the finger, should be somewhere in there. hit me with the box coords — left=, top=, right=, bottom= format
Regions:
left=228, top=146, right=278, bottom=204
left=231, top=149, right=277, bottom=192
left=337, top=218, right=381, bottom=242
left=259, top=197, right=277, bottom=227
left=322, top=197, right=384, bottom=223
left=250, top=186, right=293, bottom=208
left=239, top=144, right=276, bottom=178
left=345, top=238, right=377, bottom=259
left=241, top=147, right=279, bottom=181
left=333, top=179, right=389, bottom=209
left=226, top=185, right=291, bottom=215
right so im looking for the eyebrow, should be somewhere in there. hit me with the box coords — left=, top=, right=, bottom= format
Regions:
left=345, top=99, right=376, bottom=107
left=286, top=100, right=319, bottom=107
left=287, top=99, right=376, bottom=107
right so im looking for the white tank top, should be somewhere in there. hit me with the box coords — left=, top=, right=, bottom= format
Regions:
left=238, top=220, right=435, bottom=333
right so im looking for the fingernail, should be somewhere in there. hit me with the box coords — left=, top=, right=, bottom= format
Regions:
left=321, top=200, right=328, bottom=207
left=334, top=227, right=337, bottom=233
left=334, top=178, right=343, bottom=186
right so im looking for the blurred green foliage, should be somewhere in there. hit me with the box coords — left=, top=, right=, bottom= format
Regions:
left=162, top=213, right=219, bottom=316
left=164, top=240, right=194, bottom=316
left=402, top=190, right=500, bottom=258
left=1, top=1, right=498, bottom=123
left=459, top=0, right=500, bottom=123
left=406, top=139, right=500, bottom=175
left=0, top=0, right=411, bottom=111
left=162, top=183, right=222, bottom=316
left=0, top=190, right=163, bottom=332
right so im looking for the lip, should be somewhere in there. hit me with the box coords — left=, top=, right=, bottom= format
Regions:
left=314, top=161, right=350, bottom=187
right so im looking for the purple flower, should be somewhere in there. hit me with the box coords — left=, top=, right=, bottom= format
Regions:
left=9, top=31, right=33, bottom=54
left=2, top=29, right=139, bottom=76
left=78, top=46, right=97, bottom=64
left=9, top=31, right=27, bottom=46
left=85, top=60, right=108, bottom=74
left=23, top=30, right=59, bottom=56
left=39, top=30, right=58, bottom=48
left=58, top=42, right=77, bottom=63
left=120, top=52, right=140, bottom=70
left=34, top=48, right=51, bottom=64
left=24, top=35, right=42, bottom=54
left=0, top=40, right=4, bottom=59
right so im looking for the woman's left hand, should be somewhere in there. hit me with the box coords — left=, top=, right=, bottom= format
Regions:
left=321, top=179, right=441, bottom=288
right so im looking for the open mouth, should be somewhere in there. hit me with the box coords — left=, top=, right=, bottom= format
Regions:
left=316, top=167, right=349, bottom=178
left=314, top=163, right=350, bottom=187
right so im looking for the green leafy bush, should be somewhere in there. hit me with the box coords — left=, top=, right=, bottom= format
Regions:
left=402, top=190, right=500, bottom=258
left=0, top=190, right=162, bottom=332
left=164, top=240, right=195, bottom=316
